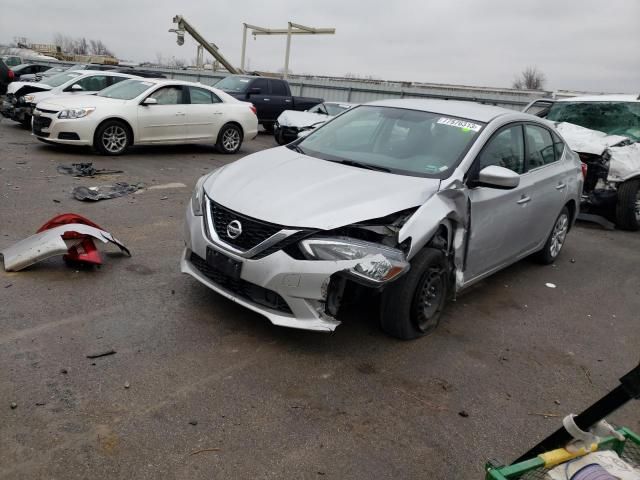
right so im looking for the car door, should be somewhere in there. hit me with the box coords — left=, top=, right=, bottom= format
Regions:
left=520, top=123, right=570, bottom=247
left=136, top=85, right=187, bottom=142
left=465, top=124, right=539, bottom=281
left=184, top=86, right=225, bottom=140
left=246, top=78, right=271, bottom=121
left=268, top=79, right=290, bottom=119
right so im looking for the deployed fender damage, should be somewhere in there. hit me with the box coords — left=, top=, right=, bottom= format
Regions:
left=1, top=214, right=130, bottom=272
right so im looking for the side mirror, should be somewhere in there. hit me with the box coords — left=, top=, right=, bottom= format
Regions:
left=248, top=87, right=261, bottom=95
left=70, top=84, right=84, bottom=91
left=142, top=97, right=158, bottom=105
left=477, top=165, right=520, bottom=189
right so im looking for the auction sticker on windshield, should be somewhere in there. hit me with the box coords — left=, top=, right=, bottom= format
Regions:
left=437, top=117, right=481, bottom=132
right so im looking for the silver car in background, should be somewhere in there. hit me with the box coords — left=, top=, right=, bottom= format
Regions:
left=182, top=99, right=583, bottom=339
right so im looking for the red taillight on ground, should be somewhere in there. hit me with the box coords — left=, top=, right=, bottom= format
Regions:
left=8, top=69, right=14, bottom=81
left=581, top=163, right=588, bottom=181
left=249, top=104, right=257, bottom=115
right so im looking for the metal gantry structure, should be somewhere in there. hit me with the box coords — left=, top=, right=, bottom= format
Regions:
left=170, top=15, right=335, bottom=78
left=241, top=22, right=336, bottom=78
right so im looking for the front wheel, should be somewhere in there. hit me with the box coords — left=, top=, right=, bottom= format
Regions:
left=380, top=248, right=449, bottom=340
left=535, top=207, right=570, bottom=264
left=215, top=123, right=243, bottom=154
left=94, top=120, right=131, bottom=156
left=615, top=179, right=640, bottom=231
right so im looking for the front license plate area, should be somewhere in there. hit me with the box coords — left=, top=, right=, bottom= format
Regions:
left=207, top=248, right=242, bottom=280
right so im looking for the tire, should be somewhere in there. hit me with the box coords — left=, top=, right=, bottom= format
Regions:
left=274, top=128, right=287, bottom=145
left=535, top=207, right=570, bottom=264
left=20, top=116, right=32, bottom=129
left=615, top=179, right=640, bottom=231
left=94, top=120, right=131, bottom=156
left=215, top=123, right=243, bottom=154
left=380, top=248, right=448, bottom=340
left=262, top=122, right=274, bottom=133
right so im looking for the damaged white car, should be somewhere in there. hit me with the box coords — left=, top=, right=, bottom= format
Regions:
left=182, top=100, right=583, bottom=339
left=274, top=102, right=357, bottom=145
left=525, top=95, right=640, bottom=230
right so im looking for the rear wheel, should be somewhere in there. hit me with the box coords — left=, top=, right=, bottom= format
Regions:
left=615, top=179, right=640, bottom=231
left=535, top=207, right=570, bottom=264
left=216, top=123, right=243, bottom=154
left=380, top=248, right=448, bottom=340
left=94, top=120, right=130, bottom=156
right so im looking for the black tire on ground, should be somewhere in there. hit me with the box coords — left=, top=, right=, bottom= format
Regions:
left=274, top=128, right=287, bottom=145
left=535, top=206, right=570, bottom=265
left=94, top=120, right=131, bottom=156
left=215, top=123, right=243, bottom=154
left=262, top=122, right=274, bottom=133
left=379, top=247, right=448, bottom=340
left=615, top=179, right=640, bottom=231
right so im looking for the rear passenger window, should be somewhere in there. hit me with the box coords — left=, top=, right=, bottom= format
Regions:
left=525, top=125, right=556, bottom=168
left=270, top=80, right=287, bottom=96
left=552, top=131, right=565, bottom=160
left=189, top=87, right=221, bottom=104
left=478, top=125, right=525, bottom=174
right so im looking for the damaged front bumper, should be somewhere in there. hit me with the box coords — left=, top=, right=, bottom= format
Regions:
left=181, top=205, right=407, bottom=332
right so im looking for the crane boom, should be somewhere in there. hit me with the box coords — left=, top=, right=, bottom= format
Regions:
left=171, top=15, right=241, bottom=74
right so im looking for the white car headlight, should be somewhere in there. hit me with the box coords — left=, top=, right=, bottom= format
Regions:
left=23, top=95, right=35, bottom=103
left=58, top=107, right=95, bottom=119
left=300, top=237, right=409, bottom=284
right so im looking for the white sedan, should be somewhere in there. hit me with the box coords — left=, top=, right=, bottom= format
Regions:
left=32, top=79, right=259, bottom=155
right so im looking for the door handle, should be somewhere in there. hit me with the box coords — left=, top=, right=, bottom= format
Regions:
left=263, top=98, right=270, bottom=101
left=212, top=111, right=223, bottom=115
left=175, top=112, right=186, bottom=116
left=285, top=99, right=291, bottom=103
left=555, top=183, right=566, bottom=190
left=517, top=196, right=532, bottom=205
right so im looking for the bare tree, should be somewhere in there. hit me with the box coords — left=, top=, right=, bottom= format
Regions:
left=73, top=37, right=89, bottom=55
left=53, top=33, right=75, bottom=53
left=154, top=52, right=164, bottom=66
left=512, top=66, right=546, bottom=90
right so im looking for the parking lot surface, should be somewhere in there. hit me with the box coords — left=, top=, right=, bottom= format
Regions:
left=1, top=120, right=639, bottom=479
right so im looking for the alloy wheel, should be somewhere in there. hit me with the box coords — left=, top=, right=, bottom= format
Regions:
left=549, top=213, right=569, bottom=258
left=102, top=125, right=127, bottom=154
left=222, top=128, right=240, bottom=152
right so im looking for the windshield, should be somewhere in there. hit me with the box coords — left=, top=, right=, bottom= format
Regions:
left=98, top=79, right=154, bottom=100
left=40, top=72, right=82, bottom=87
left=215, top=76, right=253, bottom=92
left=325, top=103, right=352, bottom=116
left=547, top=101, right=640, bottom=142
left=296, top=105, right=484, bottom=178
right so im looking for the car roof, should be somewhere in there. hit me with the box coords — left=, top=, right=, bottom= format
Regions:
left=366, top=98, right=514, bottom=122
left=68, top=69, right=138, bottom=77
left=557, top=94, right=640, bottom=103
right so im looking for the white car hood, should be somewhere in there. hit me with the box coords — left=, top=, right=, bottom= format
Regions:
left=7, top=81, right=52, bottom=95
left=204, top=146, right=440, bottom=229
left=277, top=110, right=330, bottom=128
left=37, top=95, right=126, bottom=111
left=553, top=121, right=640, bottom=183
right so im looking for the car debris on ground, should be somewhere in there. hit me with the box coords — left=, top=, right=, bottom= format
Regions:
left=57, top=162, right=123, bottom=177
left=0, top=213, right=130, bottom=271
left=72, top=182, right=143, bottom=201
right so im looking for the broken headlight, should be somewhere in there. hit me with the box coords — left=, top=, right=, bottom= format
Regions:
left=300, top=237, right=409, bottom=284
left=58, top=107, right=95, bottom=119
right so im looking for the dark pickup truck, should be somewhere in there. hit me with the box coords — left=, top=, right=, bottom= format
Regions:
left=215, top=75, right=323, bottom=131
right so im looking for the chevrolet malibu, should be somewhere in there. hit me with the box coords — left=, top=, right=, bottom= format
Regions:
left=182, top=99, right=583, bottom=339
left=32, top=78, right=258, bottom=155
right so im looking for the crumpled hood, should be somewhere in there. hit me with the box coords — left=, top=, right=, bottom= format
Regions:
left=7, top=81, right=51, bottom=95
left=277, top=110, right=330, bottom=128
left=552, top=121, right=639, bottom=182
left=36, top=95, right=127, bottom=111
left=204, top=146, right=440, bottom=229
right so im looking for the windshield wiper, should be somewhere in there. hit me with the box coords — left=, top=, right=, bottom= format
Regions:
left=287, top=144, right=306, bottom=154
left=333, top=160, right=391, bottom=173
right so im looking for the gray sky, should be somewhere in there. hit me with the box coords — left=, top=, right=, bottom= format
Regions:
left=2, top=0, right=638, bottom=92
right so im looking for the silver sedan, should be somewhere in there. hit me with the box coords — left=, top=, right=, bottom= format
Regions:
left=182, top=99, right=583, bottom=339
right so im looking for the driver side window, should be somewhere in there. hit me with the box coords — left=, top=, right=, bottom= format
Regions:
left=477, top=125, right=525, bottom=174
left=149, top=86, right=185, bottom=105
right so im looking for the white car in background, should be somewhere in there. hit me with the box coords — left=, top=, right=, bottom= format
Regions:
left=32, top=78, right=259, bottom=155
left=274, top=101, right=357, bottom=144
left=3, top=70, right=138, bottom=126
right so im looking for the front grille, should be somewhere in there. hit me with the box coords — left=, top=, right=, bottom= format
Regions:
left=58, top=132, right=80, bottom=140
left=32, top=116, right=52, bottom=136
left=189, top=252, right=292, bottom=314
left=210, top=200, right=282, bottom=251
